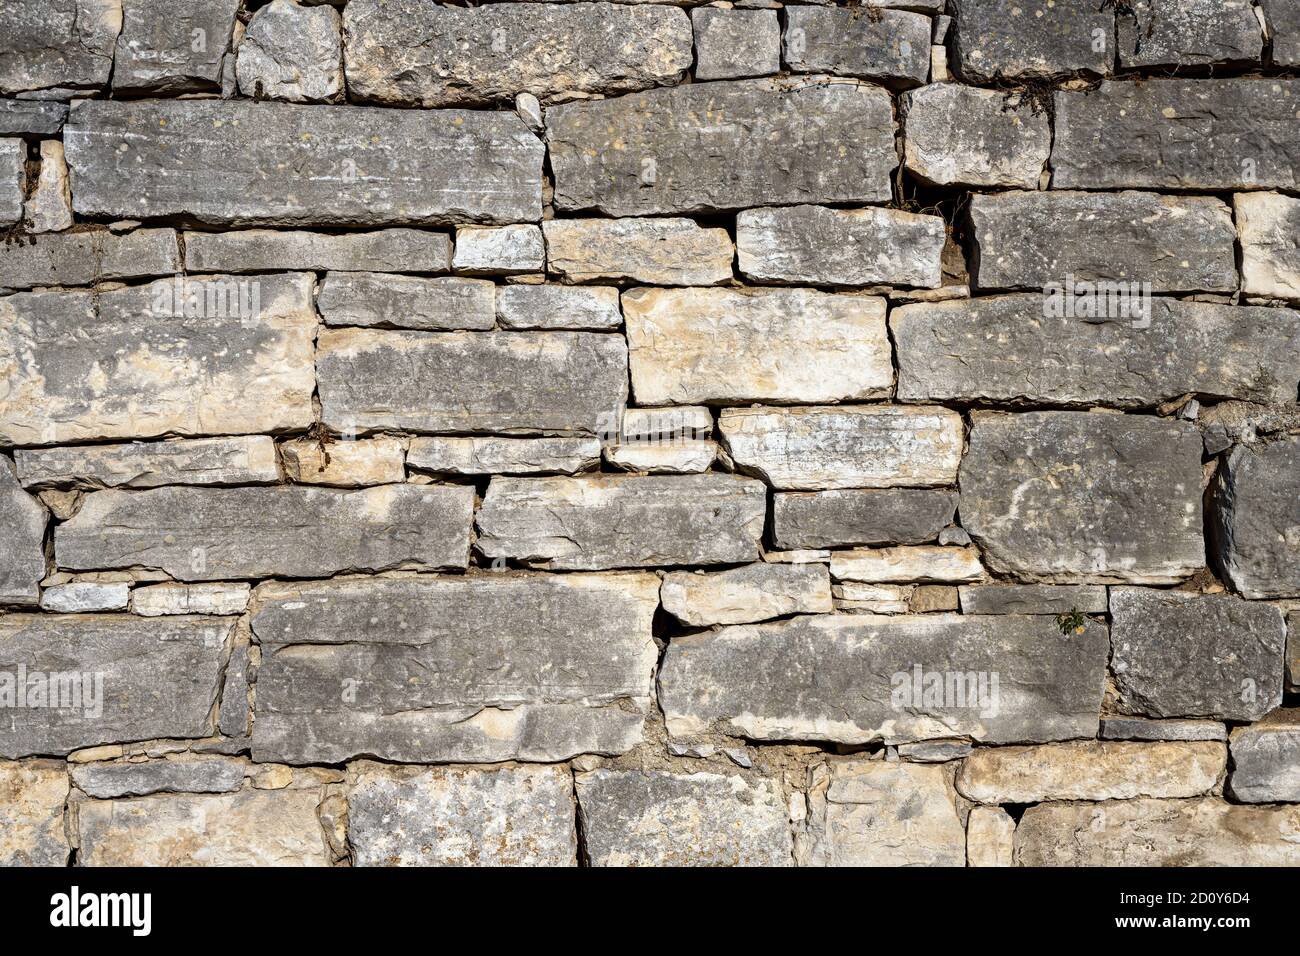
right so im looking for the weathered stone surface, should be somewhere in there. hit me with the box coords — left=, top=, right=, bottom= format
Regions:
left=71, top=758, right=245, bottom=798
left=0, top=0, right=121, bottom=95
left=737, top=205, right=944, bottom=289
left=64, top=99, right=543, bottom=226
left=0, top=139, right=23, bottom=226
left=452, top=224, right=545, bottom=275
left=1290, top=612, right=1300, bottom=692
left=785, top=7, right=929, bottom=87
left=1053, top=79, right=1300, bottom=191
left=1236, top=192, right=1300, bottom=301
left=343, top=0, right=692, bottom=107
left=407, top=436, right=600, bottom=476
left=0, top=228, right=178, bottom=292
left=0, top=614, right=231, bottom=758
left=15, top=436, right=280, bottom=490
left=131, top=582, right=250, bottom=617
left=1118, top=0, right=1262, bottom=69
left=660, top=613, right=1108, bottom=745
left=773, top=489, right=957, bottom=549
left=830, top=547, right=983, bottom=584
left=1110, top=587, right=1286, bottom=722
left=624, top=287, right=891, bottom=404
left=577, top=770, right=791, bottom=867
left=833, top=582, right=912, bottom=614
left=618, top=406, right=713, bottom=442
left=692, top=8, right=780, bottom=81
left=959, top=584, right=1107, bottom=615
left=1101, top=718, right=1228, bottom=743
left=898, top=738, right=971, bottom=762
left=237, top=0, right=343, bottom=102
left=661, top=562, right=832, bottom=626
left=960, top=413, right=1204, bottom=583
left=250, top=573, right=658, bottom=763
left=496, top=284, right=621, bottom=330
left=543, top=218, right=733, bottom=286
left=1197, top=400, right=1300, bottom=456
left=217, top=637, right=250, bottom=739
left=909, top=585, right=958, bottom=613
left=893, top=294, right=1299, bottom=407
left=1015, top=799, right=1300, bottom=866
left=719, top=406, right=963, bottom=490
left=280, top=437, right=406, bottom=487
left=1229, top=710, right=1300, bottom=803
left=25, top=139, right=72, bottom=233
left=0, top=457, right=47, bottom=606
left=317, top=273, right=495, bottom=331
left=56, top=484, right=473, bottom=580
left=40, top=582, right=129, bottom=613
left=799, top=761, right=964, bottom=866
left=1211, top=436, right=1300, bottom=599
left=349, top=763, right=577, bottom=867
left=967, top=806, right=1014, bottom=867
left=958, top=741, right=1225, bottom=804
left=1265, top=0, right=1300, bottom=66
left=949, top=0, right=1111, bottom=82
left=0, top=761, right=68, bottom=866
left=184, top=229, right=451, bottom=275
left=317, top=329, right=627, bottom=436
left=903, top=84, right=1049, bottom=189
left=78, top=789, right=328, bottom=866
left=0, top=274, right=317, bottom=446
left=548, top=77, right=895, bottom=215
left=969, top=191, right=1237, bottom=293
left=605, top=439, right=717, bottom=474
left=0, top=99, right=67, bottom=135
left=477, top=474, right=765, bottom=569
left=112, top=0, right=239, bottom=94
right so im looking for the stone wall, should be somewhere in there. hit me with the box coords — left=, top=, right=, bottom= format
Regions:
left=1, top=0, right=1298, bottom=867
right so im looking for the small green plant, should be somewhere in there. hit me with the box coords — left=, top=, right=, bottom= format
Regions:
left=1056, top=608, right=1087, bottom=635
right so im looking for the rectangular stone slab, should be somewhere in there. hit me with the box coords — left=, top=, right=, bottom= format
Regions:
left=0, top=457, right=47, bottom=606
left=892, top=294, right=1300, bottom=407
left=773, top=489, right=957, bottom=549
left=783, top=7, right=930, bottom=87
left=317, top=273, right=495, bottom=331
left=959, top=584, right=1107, bottom=615
left=54, top=484, right=475, bottom=580
left=0, top=99, right=68, bottom=136
left=63, top=99, right=544, bottom=226
left=0, top=614, right=232, bottom=758
left=0, top=274, right=316, bottom=446
left=1117, top=0, right=1263, bottom=69
left=0, top=0, right=120, bottom=95
left=15, top=436, right=280, bottom=490
left=1211, top=436, right=1300, bottom=599
left=316, top=329, right=628, bottom=436
left=948, top=0, right=1112, bottom=82
left=250, top=572, right=659, bottom=764
left=547, top=76, right=894, bottom=215
left=0, top=761, right=68, bottom=866
left=1053, top=79, right=1300, bottom=190
left=183, top=228, right=452, bottom=275
left=0, top=228, right=178, bottom=292
left=659, top=613, right=1109, bottom=745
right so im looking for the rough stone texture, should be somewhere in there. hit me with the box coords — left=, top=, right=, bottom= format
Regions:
left=1265, top=0, right=1300, bottom=66
left=576, top=770, right=792, bottom=867
left=477, top=474, right=765, bottom=570
left=452, top=225, right=545, bottom=275
left=0, top=274, right=317, bottom=446
left=830, top=546, right=984, bottom=584
left=112, top=0, right=239, bottom=94
left=1015, top=799, right=1300, bottom=866
left=15, top=436, right=280, bottom=490
left=623, top=287, right=891, bottom=405
left=1228, top=710, right=1300, bottom=803
left=348, top=763, right=577, bottom=866
left=0, top=0, right=122, bottom=95
left=0, top=761, right=69, bottom=866
left=661, top=562, right=832, bottom=626
left=0, top=99, right=67, bottom=136
left=660, top=613, right=1108, bottom=745
left=40, top=582, right=129, bottom=613
left=903, top=84, right=1049, bottom=189
left=71, top=758, right=245, bottom=798
left=736, top=205, right=945, bottom=289
left=1101, top=718, right=1228, bottom=743
left=250, top=573, right=658, bottom=763
left=131, top=582, right=250, bottom=617
left=1110, top=587, right=1286, bottom=722
left=0, top=614, right=232, bottom=758
left=773, top=489, right=957, bottom=550
left=56, top=484, right=473, bottom=580
left=184, top=229, right=451, bottom=275
left=0, top=228, right=178, bottom=291
left=496, top=285, right=622, bottom=330
left=969, top=191, right=1237, bottom=293
left=1236, top=192, right=1300, bottom=301
left=317, top=273, right=495, bottom=331
left=966, top=806, right=1014, bottom=867
left=784, top=7, right=930, bottom=88
left=64, top=99, right=543, bottom=226
left=548, top=77, right=895, bottom=215
left=799, top=761, right=964, bottom=866
left=407, top=436, right=601, bottom=476
left=237, top=0, right=343, bottom=103
left=0, top=139, right=24, bottom=226
left=0, top=457, right=47, bottom=606
left=317, top=329, right=627, bottom=436
left=1117, top=0, right=1262, bottom=69
left=1291, top=612, right=1300, bottom=692
left=1211, top=436, right=1300, bottom=599
left=1053, top=79, right=1300, bottom=191
left=343, top=0, right=692, bottom=107
left=692, top=8, right=780, bottom=82
left=958, top=584, right=1107, bottom=615
left=960, top=413, right=1205, bottom=583
left=25, top=139, right=73, bottom=233
left=949, top=0, right=1111, bottom=82
left=280, top=437, right=405, bottom=487
left=719, top=406, right=963, bottom=490
left=77, top=789, right=329, bottom=866
left=543, top=218, right=733, bottom=286
left=893, top=294, right=1300, bottom=408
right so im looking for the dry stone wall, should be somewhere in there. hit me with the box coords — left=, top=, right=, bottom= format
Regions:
left=0, top=0, right=1298, bottom=868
